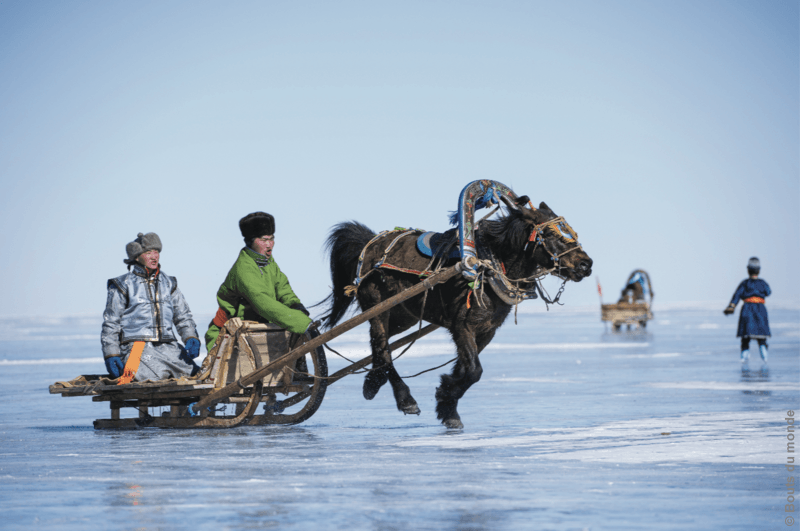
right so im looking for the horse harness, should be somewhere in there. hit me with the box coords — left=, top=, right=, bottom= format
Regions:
left=526, top=216, right=583, bottom=281
left=343, top=213, right=584, bottom=316
left=344, top=228, right=426, bottom=297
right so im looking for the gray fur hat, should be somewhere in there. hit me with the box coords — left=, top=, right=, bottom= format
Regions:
left=124, top=232, right=162, bottom=265
left=747, top=256, right=760, bottom=273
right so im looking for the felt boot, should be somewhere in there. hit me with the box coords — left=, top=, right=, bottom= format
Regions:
left=740, top=349, right=750, bottom=363
left=759, top=344, right=768, bottom=362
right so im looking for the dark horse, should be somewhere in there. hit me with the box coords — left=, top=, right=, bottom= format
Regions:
left=321, top=195, right=593, bottom=428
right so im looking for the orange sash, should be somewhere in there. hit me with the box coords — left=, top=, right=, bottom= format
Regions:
left=743, top=296, right=765, bottom=304
left=117, top=341, right=145, bottom=385
left=212, top=307, right=229, bottom=328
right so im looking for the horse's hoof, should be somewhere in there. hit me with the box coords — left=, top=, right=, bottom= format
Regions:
left=363, top=369, right=388, bottom=400
left=363, top=382, right=379, bottom=400
left=443, top=418, right=463, bottom=429
left=401, top=403, right=421, bottom=416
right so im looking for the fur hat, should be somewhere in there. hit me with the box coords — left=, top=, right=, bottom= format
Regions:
left=239, top=212, right=275, bottom=240
left=747, top=256, right=760, bottom=274
left=125, top=232, right=162, bottom=265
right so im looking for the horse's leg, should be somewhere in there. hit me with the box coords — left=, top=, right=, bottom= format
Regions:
left=385, top=348, right=420, bottom=416
left=363, top=314, right=392, bottom=400
left=435, top=326, right=485, bottom=429
left=363, top=312, right=421, bottom=414
left=475, top=330, right=497, bottom=354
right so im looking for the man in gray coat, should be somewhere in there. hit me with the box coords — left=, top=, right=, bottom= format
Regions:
left=101, top=232, right=201, bottom=381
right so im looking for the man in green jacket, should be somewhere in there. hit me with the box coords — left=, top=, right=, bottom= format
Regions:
left=205, top=212, right=312, bottom=351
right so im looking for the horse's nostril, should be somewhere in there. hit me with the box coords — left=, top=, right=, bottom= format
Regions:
left=580, top=260, right=592, bottom=271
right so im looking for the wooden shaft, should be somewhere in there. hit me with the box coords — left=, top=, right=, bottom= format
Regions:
left=327, top=323, right=440, bottom=384
left=193, top=265, right=459, bottom=412
left=277, top=323, right=440, bottom=410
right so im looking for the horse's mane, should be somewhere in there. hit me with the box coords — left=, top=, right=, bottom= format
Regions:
left=477, top=213, right=531, bottom=255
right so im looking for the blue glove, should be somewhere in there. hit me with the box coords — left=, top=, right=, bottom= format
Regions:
left=184, top=338, right=201, bottom=359
left=105, top=356, right=124, bottom=378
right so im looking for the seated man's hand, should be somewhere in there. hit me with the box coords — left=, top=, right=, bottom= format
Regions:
left=723, top=303, right=735, bottom=315
left=105, top=356, right=124, bottom=378
left=184, top=338, right=201, bottom=359
left=290, top=303, right=310, bottom=316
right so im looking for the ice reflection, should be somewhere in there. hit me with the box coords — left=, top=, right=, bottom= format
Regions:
left=740, top=364, right=771, bottom=396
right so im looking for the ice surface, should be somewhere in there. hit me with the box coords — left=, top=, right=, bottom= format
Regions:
left=0, top=307, right=797, bottom=530
left=0, top=357, right=100, bottom=365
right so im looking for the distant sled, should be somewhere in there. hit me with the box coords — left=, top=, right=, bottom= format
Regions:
left=600, top=269, right=654, bottom=331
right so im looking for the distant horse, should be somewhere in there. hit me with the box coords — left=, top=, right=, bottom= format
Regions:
left=321, top=189, right=593, bottom=428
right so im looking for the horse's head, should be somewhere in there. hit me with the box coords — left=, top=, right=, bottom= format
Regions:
left=501, top=196, right=593, bottom=282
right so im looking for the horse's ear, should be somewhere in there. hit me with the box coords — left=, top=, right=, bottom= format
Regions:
left=515, top=195, right=530, bottom=207
left=538, top=201, right=556, bottom=215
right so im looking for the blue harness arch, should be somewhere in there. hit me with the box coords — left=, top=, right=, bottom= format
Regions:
left=454, top=180, right=521, bottom=279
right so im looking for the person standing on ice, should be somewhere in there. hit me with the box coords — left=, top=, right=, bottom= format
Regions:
left=204, top=212, right=312, bottom=352
left=724, top=257, right=771, bottom=364
left=101, top=232, right=201, bottom=382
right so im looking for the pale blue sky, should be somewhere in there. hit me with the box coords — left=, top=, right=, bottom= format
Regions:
left=0, top=0, right=797, bottom=318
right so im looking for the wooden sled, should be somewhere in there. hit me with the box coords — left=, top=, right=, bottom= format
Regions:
left=50, top=320, right=329, bottom=429
left=600, top=269, right=654, bottom=330
left=50, top=265, right=460, bottom=429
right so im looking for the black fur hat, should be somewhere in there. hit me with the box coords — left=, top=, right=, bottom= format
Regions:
left=239, top=212, right=275, bottom=240
left=747, top=256, right=760, bottom=274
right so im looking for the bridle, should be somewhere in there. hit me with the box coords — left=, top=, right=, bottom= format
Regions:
left=471, top=212, right=584, bottom=314
left=526, top=215, right=584, bottom=280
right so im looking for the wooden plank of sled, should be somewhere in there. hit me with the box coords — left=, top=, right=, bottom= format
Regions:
left=93, top=416, right=255, bottom=429
left=93, top=417, right=246, bottom=429
left=193, top=265, right=461, bottom=414
left=91, top=382, right=307, bottom=402
left=49, top=374, right=110, bottom=395
left=103, top=400, right=140, bottom=409
left=91, top=389, right=215, bottom=402
left=92, top=382, right=215, bottom=395
left=94, top=381, right=263, bottom=430
left=99, top=382, right=215, bottom=392
left=49, top=387, right=98, bottom=396
left=94, top=380, right=213, bottom=391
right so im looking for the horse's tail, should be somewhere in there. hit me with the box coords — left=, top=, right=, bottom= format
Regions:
left=318, top=221, right=376, bottom=330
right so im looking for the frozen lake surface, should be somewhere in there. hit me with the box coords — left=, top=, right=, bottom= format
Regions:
left=1, top=305, right=798, bottom=530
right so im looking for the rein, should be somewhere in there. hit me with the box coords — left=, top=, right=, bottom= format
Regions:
left=526, top=216, right=583, bottom=282
left=467, top=214, right=581, bottom=319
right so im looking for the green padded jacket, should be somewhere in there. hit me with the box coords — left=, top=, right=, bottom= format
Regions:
left=205, top=247, right=312, bottom=349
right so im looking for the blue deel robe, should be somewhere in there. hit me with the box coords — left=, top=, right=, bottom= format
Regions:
left=729, top=278, right=771, bottom=338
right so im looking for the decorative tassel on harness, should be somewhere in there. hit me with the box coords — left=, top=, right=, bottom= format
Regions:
left=344, top=285, right=358, bottom=297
